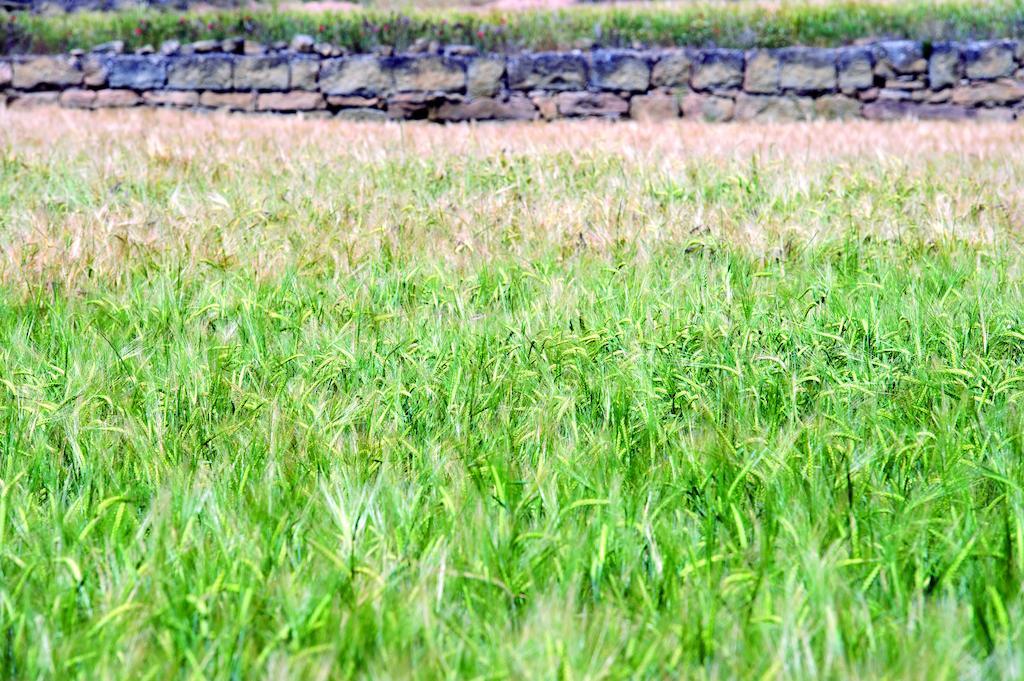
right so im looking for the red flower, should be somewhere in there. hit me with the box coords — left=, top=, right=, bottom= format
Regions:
left=178, top=17, right=186, bottom=24
left=134, top=27, right=143, bottom=35
left=476, top=30, right=484, bottom=39
left=318, top=24, right=325, bottom=33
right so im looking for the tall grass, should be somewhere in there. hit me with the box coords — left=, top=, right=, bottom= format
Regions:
left=3, top=0, right=1024, bottom=54
left=2, top=111, right=1024, bottom=677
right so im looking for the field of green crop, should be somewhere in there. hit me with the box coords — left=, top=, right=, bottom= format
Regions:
left=3, top=110, right=1024, bottom=678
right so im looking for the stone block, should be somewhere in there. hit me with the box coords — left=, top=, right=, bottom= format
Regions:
left=651, top=50, right=692, bottom=87
left=680, top=92, right=734, bottom=121
left=234, top=55, right=289, bottom=91
left=94, top=89, right=141, bottom=108
left=467, top=56, right=505, bottom=97
left=431, top=94, right=538, bottom=121
left=874, top=41, right=926, bottom=77
left=929, top=43, right=962, bottom=89
left=106, top=55, right=166, bottom=90
left=507, top=53, right=587, bottom=91
left=81, top=55, right=108, bottom=87
left=12, top=56, right=82, bottom=89
left=336, top=107, right=389, bottom=121
left=191, top=40, right=220, bottom=54
left=320, top=56, right=393, bottom=96
left=327, top=95, right=379, bottom=107
left=0, top=60, right=11, bottom=87
left=387, top=92, right=433, bottom=119
left=885, top=77, right=925, bottom=90
left=744, top=50, right=780, bottom=94
left=691, top=49, right=744, bottom=90
left=590, top=50, right=650, bottom=92
left=92, top=40, right=125, bottom=55
left=862, top=100, right=972, bottom=120
left=143, top=90, right=199, bottom=107
left=256, top=91, right=326, bottom=111
left=291, top=58, right=320, bottom=90
left=878, top=88, right=914, bottom=101
left=629, top=92, right=679, bottom=121
left=391, top=56, right=465, bottom=92
left=160, top=40, right=181, bottom=56
left=734, top=94, right=813, bottom=121
left=778, top=48, right=836, bottom=92
left=291, top=34, right=315, bottom=54
left=530, top=92, right=559, bottom=120
left=59, top=88, right=96, bottom=109
left=963, top=41, right=1016, bottom=80
left=199, top=91, right=255, bottom=111
left=168, top=56, right=233, bottom=91
left=553, top=91, right=628, bottom=117
left=815, top=94, right=862, bottom=119
left=837, top=47, right=874, bottom=92
left=951, top=78, right=1024, bottom=105
left=242, top=40, right=264, bottom=56
left=9, top=92, right=60, bottom=109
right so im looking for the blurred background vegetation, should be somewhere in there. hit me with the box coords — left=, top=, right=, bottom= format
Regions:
left=2, top=0, right=1023, bottom=54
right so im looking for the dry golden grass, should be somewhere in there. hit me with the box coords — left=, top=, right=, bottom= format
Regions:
left=7, top=107, right=1023, bottom=159
left=2, top=108, right=1023, bottom=288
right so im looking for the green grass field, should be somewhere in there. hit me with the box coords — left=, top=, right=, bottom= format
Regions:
left=3, top=112, right=1024, bottom=678
left=4, top=0, right=1024, bottom=54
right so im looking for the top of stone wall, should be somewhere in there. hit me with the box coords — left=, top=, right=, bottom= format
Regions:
left=75, top=34, right=486, bottom=60
left=2, top=0, right=237, bottom=11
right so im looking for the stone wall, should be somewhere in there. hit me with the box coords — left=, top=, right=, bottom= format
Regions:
left=4, top=39, right=1024, bottom=121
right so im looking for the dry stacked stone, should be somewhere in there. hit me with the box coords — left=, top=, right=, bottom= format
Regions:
left=3, top=38, right=1024, bottom=121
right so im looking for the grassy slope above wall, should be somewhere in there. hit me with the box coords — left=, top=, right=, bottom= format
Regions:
left=2, top=0, right=1024, bottom=55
